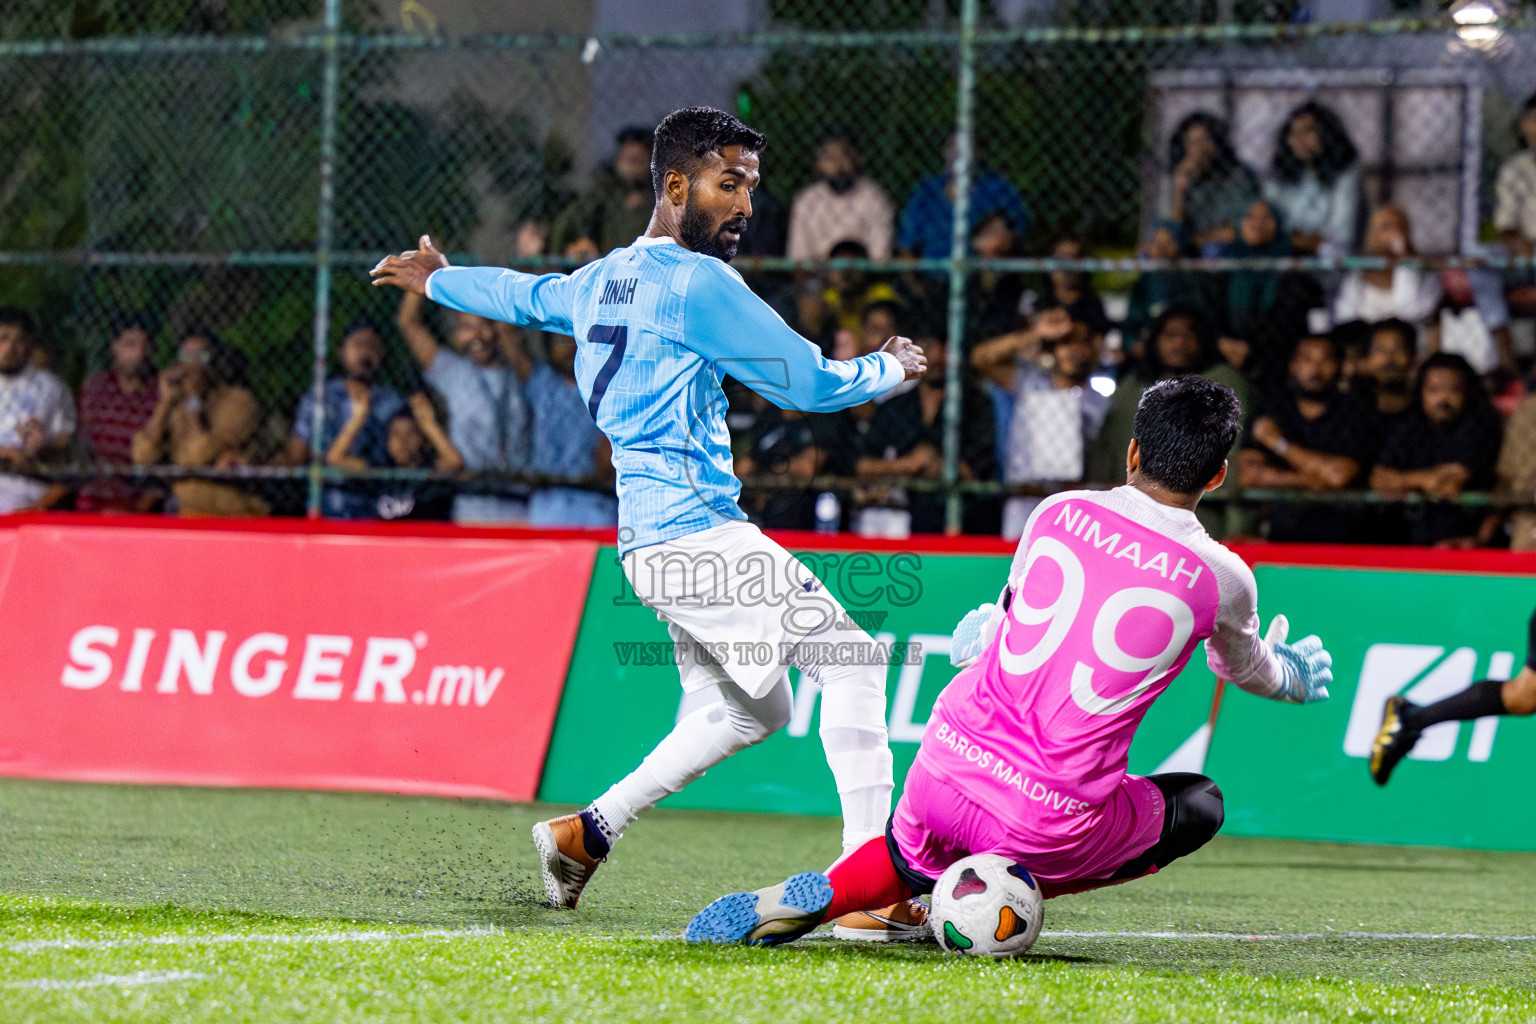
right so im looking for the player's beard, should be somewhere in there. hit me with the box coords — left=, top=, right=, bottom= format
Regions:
left=679, top=188, right=746, bottom=262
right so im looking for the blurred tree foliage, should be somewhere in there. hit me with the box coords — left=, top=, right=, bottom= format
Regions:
left=0, top=0, right=570, bottom=419
left=767, top=0, right=944, bottom=29
left=737, top=44, right=958, bottom=234
left=972, top=40, right=1146, bottom=247
left=0, top=0, right=315, bottom=40
left=749, top=0, right=1292, bottom=250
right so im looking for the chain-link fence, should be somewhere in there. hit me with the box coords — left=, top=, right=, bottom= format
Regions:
left=3, top=1, right=1536, bottom=544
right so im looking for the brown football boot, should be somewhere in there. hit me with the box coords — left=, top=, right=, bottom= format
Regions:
left=531, top=813, right=603, bottom=909
left=831, top=898, right=934, bottom=942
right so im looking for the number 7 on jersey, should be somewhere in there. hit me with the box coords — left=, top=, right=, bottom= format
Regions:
left=586, top=325, right=628, bottom=419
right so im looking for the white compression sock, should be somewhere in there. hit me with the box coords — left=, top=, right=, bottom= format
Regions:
left=790, top=622, right=894, bottom=855
left=592, top=702, right=739, bottom=840
left=590, top=678, right=793, bottom=844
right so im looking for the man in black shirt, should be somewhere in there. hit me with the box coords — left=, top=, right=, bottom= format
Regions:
left=1350, top=318, right=1416, bottom=437
left=1370, top=352, right=1502, bottom=546
left=737, top=404, right=856, bottom=529
left=1238, top=333, right=1380, bottom=541
left=856, top=333, right=996, bottom=533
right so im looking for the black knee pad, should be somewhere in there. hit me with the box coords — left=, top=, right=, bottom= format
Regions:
left=1151, top=773, right=1224, bottom=863
left=1107, top=774, right=1226, bottom=881
left=1173, top=777, right=1225, bottom=844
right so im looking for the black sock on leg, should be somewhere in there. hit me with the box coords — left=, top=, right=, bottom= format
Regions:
left=1401, top=679, right=1508, bottom=731
left=577, top=809, right=613, bottom=860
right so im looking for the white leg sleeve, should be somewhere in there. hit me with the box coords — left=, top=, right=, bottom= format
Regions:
left=593, top=673, right=793, bottom=840
left=787, top=619, right=894, bottom=855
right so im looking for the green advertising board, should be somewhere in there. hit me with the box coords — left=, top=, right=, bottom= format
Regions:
left=541, top=549, right=1536, bottom=850
left=539, top=545, right=1220, bottom=817
left=1205, top=565, right=1536, bottom=851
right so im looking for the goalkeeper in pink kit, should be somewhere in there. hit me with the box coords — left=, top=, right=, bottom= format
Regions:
left=686, top=376, right=1335, bottom=945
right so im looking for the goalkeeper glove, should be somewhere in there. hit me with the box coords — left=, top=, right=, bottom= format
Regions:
left=950, top=602, right=1000, bottom=668
left=1265, top=614, right=1332, bottom=704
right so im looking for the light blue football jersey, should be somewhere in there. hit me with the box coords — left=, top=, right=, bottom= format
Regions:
left=426, top=235, right=904, bottom=554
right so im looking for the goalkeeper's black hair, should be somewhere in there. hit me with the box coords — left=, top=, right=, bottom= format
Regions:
left=650, top=106, right=766, bottom=199
left=1132, top=375, right=1242, bottom=495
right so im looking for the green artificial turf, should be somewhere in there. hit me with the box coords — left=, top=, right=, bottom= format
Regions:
left=1, top=778, right=1533, bottom=1023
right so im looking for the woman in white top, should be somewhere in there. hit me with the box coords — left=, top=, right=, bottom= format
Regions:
left=1336, top=205, right=1516, bottom=374
left=1333, top=205, right=1441, bottom=334
left=1263, top=101, right=1362, bottom=257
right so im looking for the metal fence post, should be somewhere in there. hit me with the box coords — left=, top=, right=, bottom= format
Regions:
left=942, top=0, right=980, bottom=534
left=306, top=0, right=342, bottom=518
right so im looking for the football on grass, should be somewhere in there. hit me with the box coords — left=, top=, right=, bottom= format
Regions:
left=929, top=853, right=1044, bottom=958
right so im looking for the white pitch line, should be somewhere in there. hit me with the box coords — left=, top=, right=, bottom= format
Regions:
left=4, top=925, right=502, bottom=954
left=10, top=970, right=209, bottom=990
left=7, top=925, right=1534, bottom=957
left=787, top=929, right=1536, bottom=943
left=694, top=929, right=1536, bottom=944
left=1041, top=930, right=1536, bottom=941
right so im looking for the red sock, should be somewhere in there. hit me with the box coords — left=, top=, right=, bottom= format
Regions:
left=824, top=836, right=913, bottom=920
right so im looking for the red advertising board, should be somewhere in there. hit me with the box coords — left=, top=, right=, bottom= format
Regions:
left=0, top=520, right=598, bottom=801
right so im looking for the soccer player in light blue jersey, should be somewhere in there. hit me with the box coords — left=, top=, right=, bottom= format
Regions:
left=372, top=107, right=930, bottom=936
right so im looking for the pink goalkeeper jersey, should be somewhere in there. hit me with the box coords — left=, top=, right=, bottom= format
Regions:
left=915, top=486, right=1283, bottom=851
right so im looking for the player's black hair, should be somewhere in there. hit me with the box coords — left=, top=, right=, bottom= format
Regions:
left=0, top=306, right=36, bottom=338
left=1412, top=351, right=1486, bottom=417
left=1272, top=100, right=1359, bottom=186
left=650, top=106, right=766, bottom=199
left=615, top=125, right=654, bottom=150
left=1132, top=376, right=1242, bottom=495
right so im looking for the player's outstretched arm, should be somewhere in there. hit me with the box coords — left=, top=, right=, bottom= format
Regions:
left=1211, top=611, right=1332, bottom=704
left=684, top=259, right=914, bottom=412
left=370, top=234, right=574, bottom=335
left=1204, top=557, right=1331, bottom=704
left=1261, top=615, right=1333, bottom=704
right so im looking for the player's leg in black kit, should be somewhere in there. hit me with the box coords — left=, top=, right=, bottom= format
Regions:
left=1112, top=774, right=1225, bottom=876
left=1028, top=773, right=1225, bottom=899
left=1370, top=606, right=1536, bottom=787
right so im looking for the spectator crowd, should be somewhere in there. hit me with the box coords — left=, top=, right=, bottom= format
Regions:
left=6, top=98, right=1536, bottom=548
left=0, top=301, right=617, bottom=528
